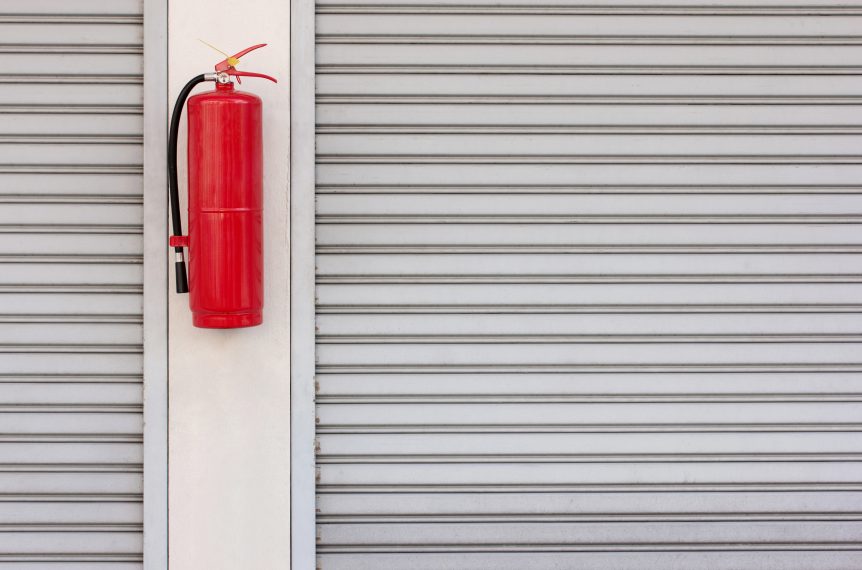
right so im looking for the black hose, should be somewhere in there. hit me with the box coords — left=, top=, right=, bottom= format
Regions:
left=168, top=74, right=207, bottom=294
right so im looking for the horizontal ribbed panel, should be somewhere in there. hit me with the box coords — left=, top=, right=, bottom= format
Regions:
left=315, top=2, right=862, bottom=568
left=0, top=2, right=143, bottom=566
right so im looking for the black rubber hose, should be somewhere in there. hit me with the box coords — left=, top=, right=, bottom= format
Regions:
left=168, top=74, right=207, bottom=294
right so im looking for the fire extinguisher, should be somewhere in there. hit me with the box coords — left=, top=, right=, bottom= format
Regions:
left=168, top=43, right=276, bottom=328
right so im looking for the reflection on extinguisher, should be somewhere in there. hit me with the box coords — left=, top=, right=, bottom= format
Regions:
left=168, top=43, right=277, bottom=329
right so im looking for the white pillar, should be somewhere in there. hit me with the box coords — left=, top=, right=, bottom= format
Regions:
left=167, top=5, right=291, bottom=568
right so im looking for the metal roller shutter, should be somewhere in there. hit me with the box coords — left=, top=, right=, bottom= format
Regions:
left=0, top=0, right=143, bottom=567
left=314, top=1, right=862, bottom=568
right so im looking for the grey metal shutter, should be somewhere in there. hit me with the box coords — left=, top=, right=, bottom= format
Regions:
left=314, top=1, right=862, bottom=568
left=0, top=0, right=143, bottom=566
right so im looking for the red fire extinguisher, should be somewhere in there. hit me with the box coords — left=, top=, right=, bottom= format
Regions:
left=168, top=44, right=276, bottom=328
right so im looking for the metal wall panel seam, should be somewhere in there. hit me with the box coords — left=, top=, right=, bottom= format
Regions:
left=0, top=75, right=143, bottom=84
left=316, top=246, right=862, bottom=254
left=316, top=125, right=862, bottom=134
left=316, top=65, right=862, bottom=75
left=0, top=45, right=143, bottom=54
left=315, top=452, right=862, bottom=463
left=0, top=227, right=141, bottom=235
left=317, top=482, right=862, bottom=491
left=142, top=0, right=168, bottom=568
left=0, top=135, right=142, bottom=143
left=315, top=304, right=862, bottom=313
left=0, top=524, right=143, bottom=529
left=0, top=254, right=141, bottom=262
left=0, top=198, right=142, bottom=205
left=315, top=214, right=862, bottom=222
left=317, top=513, right=862, bottom=522
left=315, top=333, right=862, bottom=343
left=0, top=374, right=142, bottom=381
left=314, top=184, right=862, bottom=194
left=0, top=554, right=144, bottom=561
left=316, top=275, right=862, bottom=283
left=0, top=345, right=142, bottom=353
left=316, top=393, right=862, bottom=402
left=0, top=435, right=142, bottom=442
left=316, top=425, right=862, bottom=434
left=315, top=363, right=862, bottom=373
left=0, top=105, right=144, bottom=114
left=291, top=0, right=319, bottom=567
left=315, top=94, right=862, bottom=104
left=316, top=155, right=862, bottom=164
left=0, top=402, right=141, bottom=409
left=0, top=467, right=143, bottom=474
left=0, top=165, right=142, bottom=174
left=315, top=5, right=862, bottom=16
left=316, top=543, right=862, bottom=552
left=0, top=284, right=142, bottom=292
left=317, top=35, right=862, bottom=46
left=0, top=15, right=142, bottom=24
left=0, top=315, right=142, bottom=323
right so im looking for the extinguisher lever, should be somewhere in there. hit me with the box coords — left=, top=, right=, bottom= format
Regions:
left=213, top=43, right=268, bottom=73
left=230, top=43, right=268, bottom=61
left=206, top=42, right=277, bottom=84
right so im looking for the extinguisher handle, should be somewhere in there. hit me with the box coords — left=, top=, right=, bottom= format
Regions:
left=228, top=69, right=277, bottom=84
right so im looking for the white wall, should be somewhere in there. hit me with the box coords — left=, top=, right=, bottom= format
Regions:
left=167, top=3, right=291, bottom=567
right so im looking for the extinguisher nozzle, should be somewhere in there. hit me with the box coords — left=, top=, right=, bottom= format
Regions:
left=175, top=260, right=189, bottom=294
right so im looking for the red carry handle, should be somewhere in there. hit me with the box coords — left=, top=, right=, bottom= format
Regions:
left=228, top=69, right=277, bottom=84
left=211, top=42, right=278, bottom=84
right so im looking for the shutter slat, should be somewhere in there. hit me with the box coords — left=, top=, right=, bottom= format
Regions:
left=315, top=2, right=862, bottom=567
left=0, top=3, right=144, bottom=562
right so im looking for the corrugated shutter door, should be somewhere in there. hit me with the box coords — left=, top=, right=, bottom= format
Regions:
left=314, top=2, right=862, bottom=568
left=0, top=0, right=143, bottom=566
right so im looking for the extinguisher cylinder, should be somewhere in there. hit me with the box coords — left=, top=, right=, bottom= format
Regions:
left=186, top=81, right=264, bottom=328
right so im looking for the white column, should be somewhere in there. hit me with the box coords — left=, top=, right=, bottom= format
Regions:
left=167, top=5, right=291, bottom=568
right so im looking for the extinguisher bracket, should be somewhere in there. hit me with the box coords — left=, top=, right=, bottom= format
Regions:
left=169, top=235, right=189, bottom=248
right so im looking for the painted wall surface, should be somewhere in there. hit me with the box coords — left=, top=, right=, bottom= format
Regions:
left=167, top=3, right=291, bottom=567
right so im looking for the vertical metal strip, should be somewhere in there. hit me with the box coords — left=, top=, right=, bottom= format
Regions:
left=142, top=0, right=169, bottom=567
left=291, top=0, right=318, bottom=567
